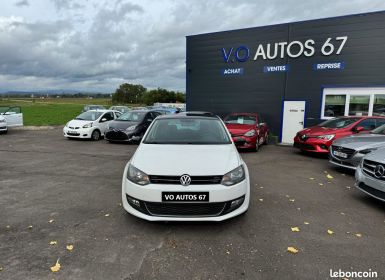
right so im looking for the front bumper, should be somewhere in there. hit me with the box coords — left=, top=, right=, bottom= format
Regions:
left=355, top=165, right=385, bottom=202
left=293, top=136, right=331, bottom=153
left=105, top=129, right=140, bottom=142
left=231, top=135, right=257, bottom=149
left=329, top=151, right=363, bottom=170
left=121, top=163, right=250, bottom=221
left=0, top=125, right=7, bottom=131
left=63, top=127, right=93, bottom=138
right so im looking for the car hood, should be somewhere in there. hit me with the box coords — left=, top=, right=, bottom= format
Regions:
left=299, top=126, right=345, bottom=136
left=131, top=144, right=241, bottom=175
left=67, top=119, right=95, bottom=127
left=108, top=120, right=139, bottom=130
left=363, top=146, right=385, bottom=164
left=226, top=123, right=255, bottom=135
left=333, top=133, right=385, bottom=150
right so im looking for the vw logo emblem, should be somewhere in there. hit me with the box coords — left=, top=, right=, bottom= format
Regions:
left=301, top=134, right=307, bottom=140
left=180, top=174, right=191, bottom=186
left=374, top=165, right=385, bottom=178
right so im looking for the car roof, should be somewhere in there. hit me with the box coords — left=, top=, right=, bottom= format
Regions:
left=85, top=109, right=113, bottom=113
left=227, top=112, right=259, bottom=116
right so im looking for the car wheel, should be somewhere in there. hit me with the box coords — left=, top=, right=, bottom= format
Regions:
left=254, top=140, right=259, bottom=152
left=264, top=133, right=269, bottom=145
left=91, top=130, right=101, bottom=141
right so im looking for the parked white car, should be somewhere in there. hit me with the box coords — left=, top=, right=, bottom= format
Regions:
left=121, top=112, right=250, bottom=221
left=63, top=110, right=121, bottom=140
left=0, top=106, right=24, bottom=134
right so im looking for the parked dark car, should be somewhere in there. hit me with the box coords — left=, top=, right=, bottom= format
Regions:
left=82, top=105, right=106, bottom=112
left=223, top=113, right=269, bottom=152
left=105, top=110, right=161, bottom=142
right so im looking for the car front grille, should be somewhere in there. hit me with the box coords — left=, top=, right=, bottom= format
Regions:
left=362, top=159, right=385, bottom=180
left=331, top=145, right=356, bottom=159
left=149, top=175, right=223, bottom=185
left=105, top=130, right=128, bottom=141
left=330, top=158, right=355, bottom=167
left=144, top=201, right=226, bottom=217
left=357, top=182, right=385, bottom=200
left=293, top=142, right=315, bottom=150
left=0, top=126, right=6, bottom=129
left=68, top=126, right=80, bottom=129
left=67, top=132, right=80, bottom=136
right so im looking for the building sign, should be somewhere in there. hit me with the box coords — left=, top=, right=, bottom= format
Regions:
left=221, top=36, right=348, bottom=63
left=221, top=68, right=244, bottom=75
left=313, top=62, right=345, bottom=70
left=263, top=65, right=290, bottom=73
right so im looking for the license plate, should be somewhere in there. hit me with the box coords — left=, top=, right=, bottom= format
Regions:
left=69, top=130, right=77, bottom=134
left=162, top=192, right=209, bottom=202
left=333, top=151, right=348, bottom=158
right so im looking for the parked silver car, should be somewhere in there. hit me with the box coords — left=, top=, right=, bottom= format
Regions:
left=329, top=125, right=385, bottom=170
left=355, top=147, right=385, bottom=202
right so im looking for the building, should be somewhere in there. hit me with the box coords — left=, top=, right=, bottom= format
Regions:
left=186, top=11, right=385, bottom=143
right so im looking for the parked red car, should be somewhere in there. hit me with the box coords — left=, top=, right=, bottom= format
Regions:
left=293, top=116, right=385, bottom=153
left=223, top=113, right=269, bottom=151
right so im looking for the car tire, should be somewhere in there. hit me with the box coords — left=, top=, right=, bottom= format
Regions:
left=254, top=140, right=259, bottom=152
left=264, top=133, right=269, bottom=145
left=91, top=130, right=101, bottom=141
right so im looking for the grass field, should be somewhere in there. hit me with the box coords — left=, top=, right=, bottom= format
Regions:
left=0, top=97, right=139, bottom=126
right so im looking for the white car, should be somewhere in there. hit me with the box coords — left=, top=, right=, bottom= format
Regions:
left=0, top=106, right=24, bottom=134
left=121, top=112, right=250, bottom=221
left=63, top=110, right=121, bottom=140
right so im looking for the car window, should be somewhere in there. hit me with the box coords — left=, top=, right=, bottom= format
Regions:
left=102, top=112, right=114, bottom=121
left=224, top=115, right=256, bottom=125
left=117, top=111, right=146, bottom=122
left=76, top=111, right=103, bottom=121
left=318, top=117, right=360, bottom=128
left=144, top=118, right=232, bottom=144
left=357, top=119, right=376, bottom=130
left=375, top=118, right=385, bottom=127
left=114, top=111, right=122, bottom=118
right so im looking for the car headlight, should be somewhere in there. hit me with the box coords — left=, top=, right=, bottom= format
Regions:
left=359, top=148, right=377, bottom=154
left=82, top=122, right=93, bottom=128
left=126, top=164, right=150, bottom=186
left=221, top=165, right=245, bottom=186
left=126, top=125, right=137, bottom=131
left=244, top=129, right=256, bottom=137
left=316, top=134, right=335, bottom=141
left=0, top=119, right=5, bottom=123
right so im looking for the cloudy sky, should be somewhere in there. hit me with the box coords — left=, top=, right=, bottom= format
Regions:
left=0, top=0, right=385, bottom=93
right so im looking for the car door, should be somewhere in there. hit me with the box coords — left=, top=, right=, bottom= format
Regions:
left=354, top=118, right=376, bottom=133
left=1, top=106, right=23, bottom=127
left=99, top=112, right=114, bottom=134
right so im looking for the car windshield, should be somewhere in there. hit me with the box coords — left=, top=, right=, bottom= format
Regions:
left=143, top=118, right=231, bottom=144
left=75, top=111, right=103, bottom=121
left=117, top=111, right=146, bottom=122
left=224, top=115, right=256, bottom=125
left=317, top=117, right=360, bottom=128
left=371, top=124, right=385, bottom=135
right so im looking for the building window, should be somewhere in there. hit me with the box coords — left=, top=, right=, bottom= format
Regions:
left=348, top=95, right=369, bottom=116
left=321, top=87, right=385, bottom=119
left=324, top=95, right=346, bottom=117
left=373, top=95, right=385, bottom=116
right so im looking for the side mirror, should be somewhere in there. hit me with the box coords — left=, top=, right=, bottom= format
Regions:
left=233, top=138, right=246, bottom=147
left=100, top=118, right=107, bottom=122
left=354, top=126, right=364, bottom=133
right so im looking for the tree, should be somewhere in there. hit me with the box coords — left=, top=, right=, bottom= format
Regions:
left=112, top=83, right=146, bottom=104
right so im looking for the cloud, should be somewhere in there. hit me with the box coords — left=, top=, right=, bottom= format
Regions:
left=1, top=0, right=385, bottom=92
left=15, top=0, right=29, bottom=7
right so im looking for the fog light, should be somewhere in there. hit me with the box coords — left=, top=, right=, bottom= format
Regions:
left=320, top=145, right=327, bottom=150
left=127, top=196, right=141, bottom=207
left=83, top=134, right=88, bottom=136
left=230, top=197, right=244, bottom=209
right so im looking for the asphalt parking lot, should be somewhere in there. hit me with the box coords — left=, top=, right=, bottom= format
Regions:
left=1, top=128, right=385, bottom=280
